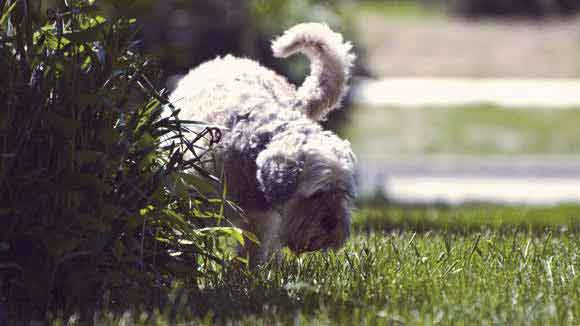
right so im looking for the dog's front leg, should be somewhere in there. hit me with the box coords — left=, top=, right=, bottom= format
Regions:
left=239, top=210, right=283, bottom=267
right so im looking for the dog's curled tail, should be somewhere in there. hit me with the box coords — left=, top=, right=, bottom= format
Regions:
left=272, top=23, right=355, bottom=121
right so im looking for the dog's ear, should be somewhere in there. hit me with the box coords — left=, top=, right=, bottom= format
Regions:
left=256, top=154, right=302, bottom=203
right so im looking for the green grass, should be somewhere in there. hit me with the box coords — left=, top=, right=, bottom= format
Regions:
left=234, top=231, right=579, bottom=325
left=354, top=0, right=446, bottom=20
left=345, top=105, right=580, bottom=156
left=91, top=205, right=580, bottom=325
left=353, top=203, right=580, bottom=233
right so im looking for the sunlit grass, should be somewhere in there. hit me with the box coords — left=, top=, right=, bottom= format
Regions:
left=353, top=203, right=580, bottom=232
left=346, top=104, right=580, bottom=155
left=354, top=0, right=446, bottom=20
left=88, top=204, right=580, bottom=325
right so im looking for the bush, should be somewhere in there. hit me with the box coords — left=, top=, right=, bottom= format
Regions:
left=0, top=0, right=245, bottom=323
left=453, top=0, right=580, bottom=18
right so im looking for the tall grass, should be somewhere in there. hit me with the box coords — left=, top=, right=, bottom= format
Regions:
left=91, top=229, right=580, bottom=325
left=0, top=1, right=244, bottom=323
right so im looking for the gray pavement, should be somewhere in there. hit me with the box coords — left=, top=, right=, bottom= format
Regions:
left=358, top=155, right=580, bottom=204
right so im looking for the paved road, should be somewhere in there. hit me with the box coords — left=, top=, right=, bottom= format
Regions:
left=353, top=78, right=580, bottom=108
left=359, top=156, right=580, bottom=204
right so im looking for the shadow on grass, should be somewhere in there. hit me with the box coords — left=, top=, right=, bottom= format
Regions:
left=149, top=258, right=363, bottom=324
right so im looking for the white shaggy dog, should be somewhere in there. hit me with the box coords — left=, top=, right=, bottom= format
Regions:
left=170, top=23, right=356, bottom=264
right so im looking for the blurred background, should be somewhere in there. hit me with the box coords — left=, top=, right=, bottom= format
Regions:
left=94, top=0, right=580, bottom=205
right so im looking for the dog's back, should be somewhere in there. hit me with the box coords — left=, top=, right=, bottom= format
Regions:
left=170, top=23, right=355, bottom=126
left=170, top=55, right=297, bottom=127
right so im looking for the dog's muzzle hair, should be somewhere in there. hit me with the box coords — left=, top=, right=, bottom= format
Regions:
left=170, top=22, right=357, bottom=264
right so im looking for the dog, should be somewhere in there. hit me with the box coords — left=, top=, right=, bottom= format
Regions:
left=170, top=23, right=357, bottom=265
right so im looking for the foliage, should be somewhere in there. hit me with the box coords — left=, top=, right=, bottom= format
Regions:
left=453, top=0, right=580, bottom=17
left=0, top=0, right=244, bottom=323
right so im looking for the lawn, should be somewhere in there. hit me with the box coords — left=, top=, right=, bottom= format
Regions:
left=354, top=203, right=580, bottom=232
left=345, top=105, right=580, bottom=156
left=100, top=204, right=580, bottom=325
left=353, top=0, right=446, bottom=20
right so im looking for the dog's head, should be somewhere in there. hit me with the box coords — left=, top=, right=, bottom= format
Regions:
left=256, top=131, right=356, bottom=253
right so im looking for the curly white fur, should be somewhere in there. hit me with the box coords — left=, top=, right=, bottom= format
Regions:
left=272, top=23, right=355, bottom=121
left=170, top=23, right=357, bottom=265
